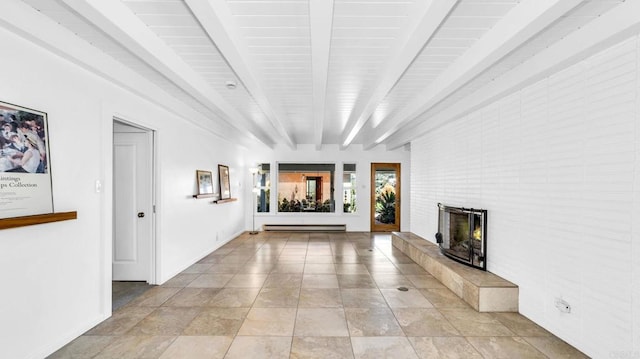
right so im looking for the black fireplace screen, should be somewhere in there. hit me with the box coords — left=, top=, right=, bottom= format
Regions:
left=436, top=203, right=487, bottom=270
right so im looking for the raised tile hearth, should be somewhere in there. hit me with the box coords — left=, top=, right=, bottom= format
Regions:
left=392, top=232, right=518, bottom=312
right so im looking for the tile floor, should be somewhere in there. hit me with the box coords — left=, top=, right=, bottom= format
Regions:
left=112, top=281, right=152, bottom=311
left=49, top=232, right=589, bottom=358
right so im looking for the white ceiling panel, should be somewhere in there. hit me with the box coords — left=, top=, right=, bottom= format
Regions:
left=16, top=0, right=628, bottom=149
left=125, top=1, right=190, bottom=14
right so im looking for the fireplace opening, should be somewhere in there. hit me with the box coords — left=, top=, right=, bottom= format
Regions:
left=435, top=203, right=487, bottom=270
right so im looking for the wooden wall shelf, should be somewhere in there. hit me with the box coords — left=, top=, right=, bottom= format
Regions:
left=213, top=198, right=237, bottom=204
left=193, top=193, right=216, bottom=199
left=0, top=211, right=77, bottom=230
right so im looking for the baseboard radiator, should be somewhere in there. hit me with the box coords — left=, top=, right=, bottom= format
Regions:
left=262, top=224, right=346, bottom=232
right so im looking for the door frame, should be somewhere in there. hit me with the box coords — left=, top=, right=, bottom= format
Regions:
left=370, top=162, right=401, bottom=232
left=113, top=118, right=158, bottom=285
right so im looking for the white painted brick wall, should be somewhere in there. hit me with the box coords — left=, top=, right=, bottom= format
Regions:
left=410, top=35, right=640, bottom=358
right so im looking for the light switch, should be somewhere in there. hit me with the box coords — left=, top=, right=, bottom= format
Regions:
left=95, top=180, right=102, bottom=193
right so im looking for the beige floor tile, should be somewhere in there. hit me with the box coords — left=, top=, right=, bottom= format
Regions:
left=161, top=273, right=199, bottom=287
left=466, top=336, right=547, bottom=358
left=158, top=336, right=232, bottom=359
left=197, top=255, right=225, bottom=264
left=68, top=232, right=589, bottom=358
left=182, top=307, right=249, bottom=336
left=371, top=274, right=414, bottom=289
left=523, top=336, right=590, bottom=358
left=338, top=274, right=378, bottom=289
left=277, top=255, right=307, bottom=263
left=408, top=337, right=483, bottom=359
left=405, top=275, right=446, bottom=289
left=492, top=312, right=552, bottom=337
left=126, top=287, right=181, bottom=307
left=419, top=288, right=469, bottom=308
left=395, top=263, right=429, bottom=275
left=86, top=306, right=155, bottom=335
left=334, top=255, right=363, bottom=264
left=251, top=255, right=279, bottom=263
left=206, top=288, right=260, bottom=307
left=270, top=262, right=305, bottom=273
left=225, top=274, right=268, bottom=288
left=181, top=263, right=213, bottom=274
left=253, top=287, right=300, bottom=307
left=48, top=335, right=115, bottom=359
left=335, top=264, right=370, bottom=274
left=299, top=288, right=343, bottom=307
left=237, top=307, right=297, bottom=336
left=439, top=308, right=515, bottom=337
left=393, top=308, right=460, bottom=336
left=387, top=254, right=415, bottom=264
left=263, top=273, right=303, bottom=288
left=162, top=288, right=221, bottom=307
left=204, top=263, right=244, bottom=274
left=306, top=255, right=335, bottom=263
left=341, top=288, right=388, bottom=308
left=380, top=288, right=434, bottom=308
left=281, top=249, right=308, bottom=256
left=187, top=274, right=234, bottom=288
left=365, top=263, right=402, bottom=274
left=294, top=308, right=350, bottom=337
left=302, top=274, right=340, bottom=288
left=291, top=336, right=354, bottom=359
left=219, top=255, right=251, bottom=264
left=126, top=307, right=201, bottom=336
left=304, top=263, right=337, bottom=274
left=238, top=263, right=275, bottom=274
left=345, top=307, right=404, bottom=336
left=93, top=335, right=176, bottom=359
left=351, top=337, right=419, bottom=359
left=225, top=336, right=292, bottom=359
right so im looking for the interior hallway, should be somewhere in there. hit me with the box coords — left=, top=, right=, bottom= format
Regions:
left=49, top=232, right=587, bottom=358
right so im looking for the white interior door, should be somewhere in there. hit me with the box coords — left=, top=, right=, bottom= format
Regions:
left=113, top=128, right=153, bottom=281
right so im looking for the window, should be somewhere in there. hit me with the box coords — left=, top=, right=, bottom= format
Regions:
left=277, top=163, right=335, bottom=212
left=343, top=163, right=356, bottom=213
left=255, top=163, right=269, bottom=213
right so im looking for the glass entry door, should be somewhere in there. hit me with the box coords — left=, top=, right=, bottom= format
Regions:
left=371, top=163, right=401, bottom=232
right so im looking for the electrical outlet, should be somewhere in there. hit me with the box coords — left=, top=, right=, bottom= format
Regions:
left=555, top=298, right=571, bottom=313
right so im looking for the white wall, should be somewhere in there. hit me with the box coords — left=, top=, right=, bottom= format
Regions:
left=0, top=25, right=246, bottom=359
left=410, top=35, right=640, bottom=358
left=245, top=144, right=410, bottom=232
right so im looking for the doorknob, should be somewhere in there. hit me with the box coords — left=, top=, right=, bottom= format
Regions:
left=137, top=212, right=145, bottom=218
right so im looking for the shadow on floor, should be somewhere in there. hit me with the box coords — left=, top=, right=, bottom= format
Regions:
left=112, top=281, right=152, bottom=311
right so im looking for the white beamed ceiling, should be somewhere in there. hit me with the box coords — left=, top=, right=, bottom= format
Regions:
left=20, top=0, right=624, bottom=150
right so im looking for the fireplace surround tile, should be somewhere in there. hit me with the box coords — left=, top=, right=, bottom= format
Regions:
left=391, top=232, right=518, bottom=312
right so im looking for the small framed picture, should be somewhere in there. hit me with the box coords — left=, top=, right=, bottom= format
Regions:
left=196, top=170, right=213, bottom=195
left=218, top=164, right=231, bottom=199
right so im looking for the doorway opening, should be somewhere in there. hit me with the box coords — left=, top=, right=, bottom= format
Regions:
left=371, top=163, right=401, bottom=232
left=112, top=119, right=156, bottom=309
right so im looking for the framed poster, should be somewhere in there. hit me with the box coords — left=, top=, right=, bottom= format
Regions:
left=0, top=101, right=53, bottom=219
left=196, top=170, right=213, bottom=195
left=218, top=164, right=231, bottom=199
